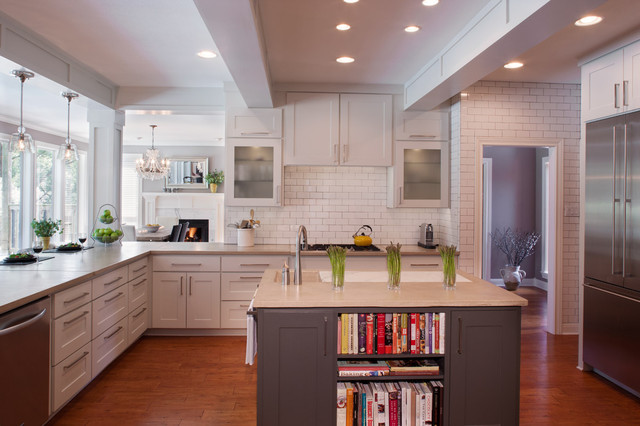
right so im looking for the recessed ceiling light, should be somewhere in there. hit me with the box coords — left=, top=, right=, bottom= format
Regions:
left=575, top=15, right=603, bottom=26
left=504, top=61, right=524, bottom=69
left=197, top=50, right=217, bottom=59
left=336, top=23, right=351, bottom=31
left=422, top=0, right=439, bottom=6
left=344, top=0, right=359, bottom=3
left=336, top=56, right=355, bottom=64
left=404, top=25, right=421, bottom=33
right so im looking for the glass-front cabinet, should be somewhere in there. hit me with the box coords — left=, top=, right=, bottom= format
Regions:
left=225, top=138, right=282, bottom=206
left=387, top=140, right=449, bottom=208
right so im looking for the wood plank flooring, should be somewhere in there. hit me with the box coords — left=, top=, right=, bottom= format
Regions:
left=49, top=287, right=640, bottom=425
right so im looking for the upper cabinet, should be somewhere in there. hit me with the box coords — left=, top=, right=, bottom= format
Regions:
left=226, top=107, right=283, bottom=138
left=284, top=92, right=392, bottom=166
left=582, top=39, right=640, bottom=122
left=394, top=110, right=449, bottom=141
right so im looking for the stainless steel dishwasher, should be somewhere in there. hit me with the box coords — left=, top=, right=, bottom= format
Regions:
left=0, top=297, right=51, bottom=425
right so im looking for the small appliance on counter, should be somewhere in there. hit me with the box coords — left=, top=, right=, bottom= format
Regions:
left=418, top=223, right=437, bottom=249
left=352, top=225, right=373, bottom=247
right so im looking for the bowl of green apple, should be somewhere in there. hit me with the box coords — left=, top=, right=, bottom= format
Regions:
left=99, top=209, right=115, bottom=224
left=92, top=227, right=123, bottom=244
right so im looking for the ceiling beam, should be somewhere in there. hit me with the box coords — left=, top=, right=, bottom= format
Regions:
left=404, top=0, right=607, bottom=110
left=194, top=0, right=273, bottom=108
left=116, top=86, right=225, bottom=113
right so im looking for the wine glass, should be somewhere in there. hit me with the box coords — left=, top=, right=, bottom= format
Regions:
left=78, top=233, right=87, bottom=248
left=33, top=239, right=43, bottom=264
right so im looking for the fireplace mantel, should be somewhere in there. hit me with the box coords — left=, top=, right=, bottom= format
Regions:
left=141, top=192, right=225, bottom=242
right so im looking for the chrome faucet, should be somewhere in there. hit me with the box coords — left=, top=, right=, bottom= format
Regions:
left=294, top=225, right=308, bottom=285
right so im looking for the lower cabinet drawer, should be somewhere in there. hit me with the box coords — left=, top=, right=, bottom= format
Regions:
left=52, top=342, right=92, bottom=411
left=222, top=255, right=287, bottom=272
left=53, top=304, right=92, bottom=365
left=92, top=317, right=128, bottom=378
left=403, top=256, right=443, bottom=270
left=129, top=274, right=149, bottom=311
left=128, top=257, right=149, bottom=281
left=221, top=272, right=262, bottom=300
left=92, top=266, right=128, bottom=299
left=221, top=301, right=252, bottom=329
left=92, top=285, right=128, bottom=337
left=53, top=280, right=92, bottom=319
left=128, top=303, right=148, bottom=345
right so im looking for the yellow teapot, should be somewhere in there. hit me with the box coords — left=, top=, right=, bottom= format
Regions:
left=353, top=225, right=373, bottom=246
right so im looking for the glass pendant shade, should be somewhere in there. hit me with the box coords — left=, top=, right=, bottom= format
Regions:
left=10, top=70, right=36, bottom=153
left=58, top=92, right=79, bottom=161
left=136, top=125, right=169, bottom=180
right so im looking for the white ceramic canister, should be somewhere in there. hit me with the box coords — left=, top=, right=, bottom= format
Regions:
left=237, top=228, right=255, bottom=247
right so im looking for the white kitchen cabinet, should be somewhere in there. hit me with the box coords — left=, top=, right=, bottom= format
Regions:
left=225, top=138, right=283, bottom=206
left=52, top=342, right=91, bottom=411
left=582, top=39, right=640, bottom=122
left=387, top=140, right=450, bottom=208
left=152, top=271, right=221, bottom=328
left=92, top=317, right=128, bottom=378
left=394, top=110, right=449, bottom=141
left=284, top=92, right=392, bottom=166
left=226, top=107, right=283, bottom=138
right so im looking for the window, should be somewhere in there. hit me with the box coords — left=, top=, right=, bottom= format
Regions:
left=541, top=157, right=550, bottom=278
left=121, top=153, right=141, bottom=226
left=35, top=146, right=55, bottom=221
left=0, top=139, right=24, bottom=252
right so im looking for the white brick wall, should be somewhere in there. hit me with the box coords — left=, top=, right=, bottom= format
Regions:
left=225, top=166, right=447, bottom=247
left=458, top=81, right=581, bottom=330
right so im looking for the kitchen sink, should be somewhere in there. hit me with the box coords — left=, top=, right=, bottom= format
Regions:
left=273, top=270, right=321, bottom=283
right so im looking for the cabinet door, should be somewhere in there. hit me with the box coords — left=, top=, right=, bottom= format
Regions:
left=186, top=272, right=221, bottom=328
left=285, top=92, right=339, bottom=165
left=225, top=138, right=283, bottom=206
left=623, top=40, right=640, bottom=112
left=152, top=272, right=186, bottom=328
left=582, top=49, right=624, bottom=121
left=226, top=107, right=283, bottom=138
left=258, top=309, right=335, bottom=426
left=448, top=308, right=521, bottom=426
left=394, top=110, right=449, bottom=141
left=340, top=94, right=392, bottom=166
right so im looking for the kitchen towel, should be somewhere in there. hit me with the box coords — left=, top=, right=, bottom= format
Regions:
left=245, top=298, right=257, bottom=365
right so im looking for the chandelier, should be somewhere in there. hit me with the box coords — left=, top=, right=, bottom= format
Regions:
left=57, top=92, right=79, bottom=161
left=136, top=124, right=169, bottom=180
left=9, top=70, right=36, bottom=153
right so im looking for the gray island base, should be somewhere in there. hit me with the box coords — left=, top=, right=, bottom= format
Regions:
left=254, top=270, right=527, bottom=426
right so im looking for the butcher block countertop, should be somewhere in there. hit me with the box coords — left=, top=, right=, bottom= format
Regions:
left=253, top=269, right=527, bottom=308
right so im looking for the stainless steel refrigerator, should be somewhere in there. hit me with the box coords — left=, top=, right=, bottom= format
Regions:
left=584, top=111, right=640, bottom=395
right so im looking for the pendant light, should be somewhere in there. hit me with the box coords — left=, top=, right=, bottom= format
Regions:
left=58, top=92, right=79, bottom=161
left=9, top=70, right=36, bottom=153
left=136, top=125, right=170, bottom=180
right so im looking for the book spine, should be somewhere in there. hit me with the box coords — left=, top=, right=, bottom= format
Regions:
left=427, top=313, right=433, bottom=354
left=386, top=383, right=398, bottom=426
left=419, top=313, right=426, bottom=355
left=337, top=383, right=347, bottom=426
left=432, top=381, right=441, bottom=426
left=401, top=313, right=408, bottom=353
left=342, top=313, right=349, bottom=355
left=434, top=313, right=440, bottom=354
left=424, top=382, right=433, bottom=423
left=392, top=313, right=398, bottom=354
left=338, top=316, right=342, bottom=355
left=346, top=383, right=354, bottom=426
left=366, top=384, right=374, bottom=426
left=366, top=313, right=374, bottom=355
left=358, top=314, right=367, bottom=354
left=377, top=313, right=385, bottom=355
left=352, top=313, right=359, bottom=355
left=385, top=313, right=393, bottom=354
left=410, top=313, right=417, bottom=354
left=338, top=370, right=390, bottom=377
left=439, top=312, right=445, bottom=355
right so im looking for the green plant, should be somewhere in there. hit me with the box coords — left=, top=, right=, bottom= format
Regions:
left=327, top=246, right=347, bottom=290
left=386, top=242, right=402, bottom=289
left=204, top=169, right=224, bottom=185
left=438, top=244, right=457, bottom=288
left=31, top=218, right=62, bottom=237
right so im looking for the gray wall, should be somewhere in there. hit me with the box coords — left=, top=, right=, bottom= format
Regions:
left=484, top=146, right=538, bottom=279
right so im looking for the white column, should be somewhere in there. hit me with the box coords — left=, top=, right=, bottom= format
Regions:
left=87, top=107, right=125, bottom=228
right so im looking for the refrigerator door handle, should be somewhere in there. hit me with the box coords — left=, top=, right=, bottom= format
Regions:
left=623, top=124, right=629, bottom=277
left=613, top=126, right=617, bottom=275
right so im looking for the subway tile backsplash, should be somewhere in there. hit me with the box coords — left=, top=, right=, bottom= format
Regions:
left=225, top=166, right=452, bottom=246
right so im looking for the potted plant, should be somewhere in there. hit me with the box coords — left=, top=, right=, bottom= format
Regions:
left=491, top=227, right=540, bottom=291
left=31, top=218, right=63, bottom=250
left=204, top=169, right=224, bottom=193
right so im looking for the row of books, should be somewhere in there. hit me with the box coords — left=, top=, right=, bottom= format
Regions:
left=337, top=380, right=444, bottom=426
left=338, top=312, right=446, bottom=355
left=337, top=359, right=440, bottom=377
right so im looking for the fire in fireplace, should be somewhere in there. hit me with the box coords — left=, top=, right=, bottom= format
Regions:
left=178, top=219, right=209, bottom=242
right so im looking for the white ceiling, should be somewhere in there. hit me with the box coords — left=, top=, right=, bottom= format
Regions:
left=0, top=0, right=639, bottom=145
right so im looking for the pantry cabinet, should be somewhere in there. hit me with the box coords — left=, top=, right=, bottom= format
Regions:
left=387, top=140, right=450, bottom=208
left=582, top=39, right=640, bottom=121
left=394, top=109, right=449, bottom=141
left=226, top=107, right=283, bottom=138
left=284, top=92, right=392, bottom=166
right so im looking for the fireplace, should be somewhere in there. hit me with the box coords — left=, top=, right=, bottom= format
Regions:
left=179, top=219, right=209, bottom=242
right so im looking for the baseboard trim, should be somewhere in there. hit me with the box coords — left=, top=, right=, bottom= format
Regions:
left=145, top=328, right=247, bottom=337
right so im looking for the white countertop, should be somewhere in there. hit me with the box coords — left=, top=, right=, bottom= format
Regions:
left=253, top=269, right=527, bottom=308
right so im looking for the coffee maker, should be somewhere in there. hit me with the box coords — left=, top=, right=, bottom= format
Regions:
left=418, top=223, right=436, bottom=249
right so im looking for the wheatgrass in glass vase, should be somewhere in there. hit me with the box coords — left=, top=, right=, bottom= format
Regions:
left=327, top=246, right=347, bottom=291
left=386, top=242, right=402, bottom=290
left=439, top=244, right=457, bottom=289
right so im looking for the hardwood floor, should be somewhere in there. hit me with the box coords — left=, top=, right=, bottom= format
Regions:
left=49, top=287, right=640, bottom=425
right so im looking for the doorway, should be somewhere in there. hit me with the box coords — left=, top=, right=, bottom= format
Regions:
left=477, top=140, right=561, bottom=335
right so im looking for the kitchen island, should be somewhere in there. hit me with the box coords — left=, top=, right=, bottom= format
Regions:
left=254, top=270, right=527, bottom=426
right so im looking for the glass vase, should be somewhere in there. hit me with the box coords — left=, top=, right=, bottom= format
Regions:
left=327, top=246, right=347, bottom=292
left=388, top=268, right=401, bottom=290
left=442, top=258, right=456, bottom=290
left=332, top=268, right=345, bottom=291
left=387, top=248, right=401, bottom=290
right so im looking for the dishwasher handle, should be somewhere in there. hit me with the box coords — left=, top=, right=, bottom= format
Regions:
left=0, top=308, right=47, bottom=336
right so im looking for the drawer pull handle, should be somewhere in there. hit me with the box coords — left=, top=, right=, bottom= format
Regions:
left=189, top=276, right=193, bottom=296
left=237, top=276, right=261, bottom=280
left=104, top=292, right=124, bottom=304
left=458, top=316, right=463, bottom=355
left=240, top=131, right=270, bottom=135
left=171, top=263, right=202, bottom=267
left=239, top=263, right=270, bottom=267
left=63, top=310, right=90, bottom=326
left=132, top=279, right=147, bottom=287
left=63, top=351, right=89, bottom=371
left=133, top=307, right=147, bottom=319
left=133, top=265, right=147, bottom=273
left=63, top=292, right=90, bottom=305
left=409, top=134, right=436, bottom=138
left=104, top=277, right=123, bottom=286
left=239, top=304, right=250, bottom=308
left=180, top=276, right=183, bottom=296
left=104, top=326, right=123, bottom=340
left=410, top=263, right=439, bottom=267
